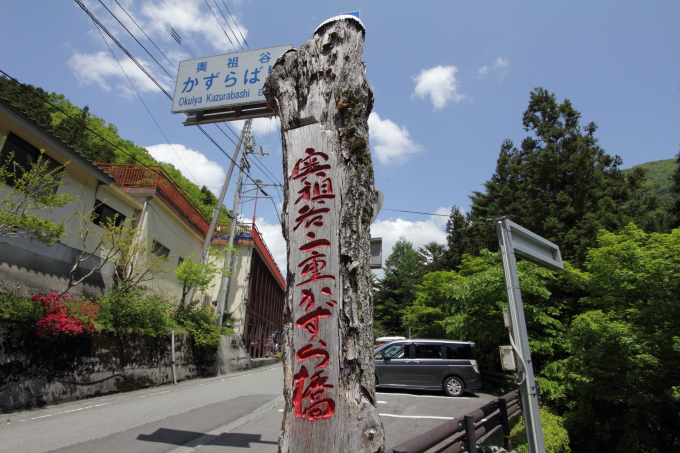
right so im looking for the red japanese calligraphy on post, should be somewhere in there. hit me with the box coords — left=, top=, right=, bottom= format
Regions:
left=289, top=144, right=339, bottom=422
left=292, top=365, right=336, bottom=420
left=292, top=148, right=331, bottom=180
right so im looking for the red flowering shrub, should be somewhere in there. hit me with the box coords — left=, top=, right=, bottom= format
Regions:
left=33, top=293, right=99, bottom=336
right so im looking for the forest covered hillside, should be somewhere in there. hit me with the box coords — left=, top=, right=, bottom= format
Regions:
left=624, top=158, right=677, bottom=203
left=0, top=76, right=227, bottom=221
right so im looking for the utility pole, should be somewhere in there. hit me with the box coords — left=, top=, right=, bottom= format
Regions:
left=214, top=132, right=254, bottom=326
left=185, top=119, right=250, bottom=306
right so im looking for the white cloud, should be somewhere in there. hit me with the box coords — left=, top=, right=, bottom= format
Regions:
left=71, top=1, right=250, bottom=96
left=494, top=57, right=509, bottom=68
left=68, top=51, right=173, bottom=97
left=254, top=217, right=287, bottom=275
left=370, top=208, right=450, bottom=277
left=412, top=65, right=464, bottom=109
left=142, top=0, right=248, bottom=53
left=145, top=143, right=226, bottom=195
left=368, top=112, right=422, bottom=165
left=431, top=207, right=450, bottom=229
left=478, top=57, right=509, bottom=79
left=255, top=207, right=451, bottom=280
left=231, top=117, right=281, bottom=137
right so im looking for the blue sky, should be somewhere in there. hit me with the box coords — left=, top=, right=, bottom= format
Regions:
left=1, top=1, right=678, bottom=274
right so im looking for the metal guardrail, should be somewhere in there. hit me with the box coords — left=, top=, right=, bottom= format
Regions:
left=386, top=389, right=521, bottom=453
left=480, top=370, right=519, bottom=389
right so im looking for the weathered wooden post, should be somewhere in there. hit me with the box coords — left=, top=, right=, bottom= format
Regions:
left=264, top=14, right=384, bottom=453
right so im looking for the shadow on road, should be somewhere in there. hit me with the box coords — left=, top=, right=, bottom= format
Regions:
left=137, top=428, right=278, bottom=448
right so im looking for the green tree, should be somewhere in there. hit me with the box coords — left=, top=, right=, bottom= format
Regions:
left=0, top=76, right=53, bottom=128
left=417, top=241, right=449, bottom=273
left=404, top=250, right=573, bottom=372
left=468, top=88, right=650, bottom=267
left=60, top=212, right=170, bottom=295
left=174, top=249, right=227, bottom=318
left=444, top=205, right=475, bottom=270
left=543, top=225, right=680, bottom=452
left=402, top=270, right=460, bottom=339
left=670, top=149, right=680, bottom=228
left=0, top=145, right=76, bottom=244
left=373, top=237, right=425, bottom=336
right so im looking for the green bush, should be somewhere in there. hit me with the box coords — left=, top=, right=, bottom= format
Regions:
left=177, top=305, right=222, bottom=348
left=220, top=326, right=234, bottom=336
left=0, top=292, right=42, bottom=333
left=510, top=407, right=571, bottom=453
left=95, top=284, right=175, bottom=337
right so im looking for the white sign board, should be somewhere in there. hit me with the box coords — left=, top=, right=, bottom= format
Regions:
left=171, top=45, right=293, bottom=114
left=505, top=220, right=564, bottom=271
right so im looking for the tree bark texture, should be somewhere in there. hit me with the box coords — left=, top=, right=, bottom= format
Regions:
left=264, top=16, right=384, bottom=453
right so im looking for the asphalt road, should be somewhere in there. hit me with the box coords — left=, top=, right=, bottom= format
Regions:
left=1, top=364, right=497, bottom=452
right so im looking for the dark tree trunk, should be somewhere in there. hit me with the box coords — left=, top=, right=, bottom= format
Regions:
left=264, top=15, right=384, bottom=453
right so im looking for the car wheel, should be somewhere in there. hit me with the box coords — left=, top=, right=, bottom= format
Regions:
left=444, top=376, right=464, bottom=397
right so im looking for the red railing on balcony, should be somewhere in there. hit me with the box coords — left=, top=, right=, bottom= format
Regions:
left=214, top=221, right=285, bottom=288
left=97, top=163, right=210, bottom=234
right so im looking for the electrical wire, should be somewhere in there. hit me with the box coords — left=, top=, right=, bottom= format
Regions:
left=203, top=0, right=239, bottom=51
left=213, top=0, right=245, bottom=51
left=220, top=0, right=250, bottom=49
left=113, top=0, right=178, bottom=71
left=142, top=0, right=196, bottom=58
left=94, top=22, right=198, bottom=184
left=383, top=208, right=450, bottom=217
left=0, top=68, right=167, bottom=179
left=75, top=1, right=271, bottom=196
left=75, top=0, right=173, bottom=100
left=76, top=1, right=279, bottom=223
left=97, top=0, right=175, bottom=80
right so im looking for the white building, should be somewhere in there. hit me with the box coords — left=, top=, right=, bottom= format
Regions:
left=0, top=97, right=284, bottom=349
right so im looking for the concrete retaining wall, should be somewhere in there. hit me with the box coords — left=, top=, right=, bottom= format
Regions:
left=0, top=330, right=251, bottom=413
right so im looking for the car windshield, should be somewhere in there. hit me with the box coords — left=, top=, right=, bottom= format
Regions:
left=375, top=343, right=407, bottom=359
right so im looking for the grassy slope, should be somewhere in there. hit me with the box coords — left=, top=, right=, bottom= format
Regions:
left=623, top=158, right=677, bottom=203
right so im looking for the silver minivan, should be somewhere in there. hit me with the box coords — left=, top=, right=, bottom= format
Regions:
left=374, top=339, right=481, bottom=397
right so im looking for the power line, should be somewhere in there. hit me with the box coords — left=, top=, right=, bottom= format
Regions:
left=75, top=1, right=277, bottom=222
left=143, top=0, right=197, bottom=58
left=213, top=0, right=245, bottom=51
left=97, top=0, right=175, bottom=80
left=75, top=0, right=173, bottom=100
left=203, top=0, right=239, bottom=51
left=382, top=209, right=450, bottom=217
left=220, top=0, right=250, bottom=49
left=94, top=22, right=198, bottom=184
left=0, top=69, right=166, bottom=179
left=76, top=1, right=265, bottom=191
left=113, top=0, right=178, bottom=71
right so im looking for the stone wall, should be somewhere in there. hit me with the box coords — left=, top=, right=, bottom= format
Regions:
left=0, top=329, right=251, bottom=413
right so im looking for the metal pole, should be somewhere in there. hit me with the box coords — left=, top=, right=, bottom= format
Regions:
left=186, top=119, right=251, bottom=305
left=498, top=398, right=513, bottom=451
left=496, top=219, right=546, bottom=453
left=171, top=330, right=177, bottom=385
left=464, top=414, right=476, bottom=452
left=214, top=141, right=248, bottom=326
